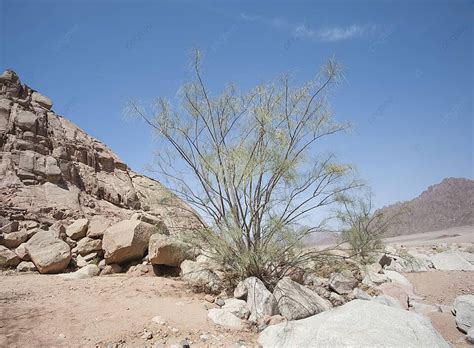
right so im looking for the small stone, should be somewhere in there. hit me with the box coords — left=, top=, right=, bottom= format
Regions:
left=204, top=294, right=215, bottom=303
left=171, top=327, right=179, bottom=333
left=215, top=298, right=225, bottom=307
left=151, top=316, right=166, bottom=325
left=200, top=334, right=209, bottom=341
left=141, top=330, right=153, bottom=340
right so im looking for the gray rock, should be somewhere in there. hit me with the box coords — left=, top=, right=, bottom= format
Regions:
left=410, top=301, right=440, bottom=315
left=16, top=261, right=37, bottom=272
left=102, top=220, right=155, bottom=264
left=149, top=233, right=191, bottom=266
left=258, top=300, right=449, bottom=348
left=430, top=251, right=474, bottom=271
left=234, top=280, right=248, bottom=299
left=66, top=219, right=89, bottom=240
left=76, top=237, right=102, bottom=256
left=25, top=231, right=71, bottom=273
left=352, top=288, right=372, bottom=300
left=208, top=308, right=242, bottom=329
left=180, top=260, right=220, bottom=293
left=372, top=295, right=404, bottom=309
left=273, top=277, right=332, bottom=320
left=362, top=270, right=390, bottom=286
left=467, top=328, right=474, bottom=344
left=328, top=272, right=358, bottom=295
left=0, top=245, right=21, bottom=268
left=244, top=277, right=279, bottom=322
left=383, top=270, right=414, bottom=292
left=453, top=295, right=474, bottom=333
left=221, top=298, right=250, bottom=319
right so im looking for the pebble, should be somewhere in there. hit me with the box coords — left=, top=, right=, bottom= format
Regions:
left=200, top=334, right=209, bottom=341
left=140, top=330, right=153, bottom=340
left=204, top=294, right=215, bottom=303
left=215, top=298, right=225, bottom=307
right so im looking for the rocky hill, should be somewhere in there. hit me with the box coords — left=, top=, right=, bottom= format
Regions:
left=377, top=177, right=474, bottom=237
left=0, top=69, right=202, bottom=234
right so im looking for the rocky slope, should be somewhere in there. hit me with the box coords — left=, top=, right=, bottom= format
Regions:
left=0, top=69, right=202, bottom=234
left=377, top=178, right=474, bottom=237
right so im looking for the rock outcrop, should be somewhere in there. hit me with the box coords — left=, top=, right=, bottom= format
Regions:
left=0, top=69, right=204, bottom=273
left=0, top=69, right=202, bottom=234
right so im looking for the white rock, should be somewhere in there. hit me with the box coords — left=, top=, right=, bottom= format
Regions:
left=430, top=251, right=474, bottom=271
left=180, top=260, right=220, bottom=293
left=372, top=295, right=404, bottom=309
left=16, top=261, right=37, bottom=272
left=244, top=277, right=279, bottom=322
left=258, top=300, right=449, bottom=348
left=221, top=299, right=250, bottom=319
left=410, top=301, right=440, bottom=315
left=453, top=295, right=474, bottom=333
left=383, top=270, right=414, bottom=292
left=273, top=277, right=331, bottom=320
left=328, top=272, right=358, bottom=295
left=208, top=308, right=242, bottom=329
left=59, top=264, right=100, bottom=280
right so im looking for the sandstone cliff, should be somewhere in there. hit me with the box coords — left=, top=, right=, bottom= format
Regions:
left=0, top=69, right=202, bottom=234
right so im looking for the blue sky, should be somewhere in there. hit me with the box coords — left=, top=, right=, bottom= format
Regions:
left=1, top=0, right=472, bottom=210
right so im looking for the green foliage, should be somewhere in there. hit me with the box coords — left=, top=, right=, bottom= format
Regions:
left=338, top=194, right=403, bottom=264
left=129, top=49, right=361, bottom=286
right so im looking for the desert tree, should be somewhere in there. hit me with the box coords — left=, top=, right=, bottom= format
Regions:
left=128, top=49, right=361, bottom=286
left=337, top=192, right=405, bottom=263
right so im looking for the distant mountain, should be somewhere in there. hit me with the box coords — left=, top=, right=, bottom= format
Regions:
left=377, top=178, right=474, bottom=237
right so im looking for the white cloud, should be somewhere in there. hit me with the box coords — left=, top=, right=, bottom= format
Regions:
left=295, top=24, right=371, bottom=42
left=240, top=12, right=374, bottom=43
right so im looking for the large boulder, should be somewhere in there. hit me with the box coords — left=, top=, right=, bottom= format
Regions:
left=430, top=251, right=474, bottom=271
left=328, top=272, right=358, bottom=295
left=453, top=295, right=474, bottom=333
left=243, top=277, right=279, bottom=322
left=102, top=219, right=155, bottom=264
left=25, top=231, right=71, bottom=273
left=273, top=277, right=332, bottom=320
left=0, top=245, right=21, bottom=268
left=258, top=300, right=449, bottom=348
left=180, top=260, right=220, bottom=293
left=377, top=283, right=409, bottom=309
left=148, top=233, right=191, bottom=266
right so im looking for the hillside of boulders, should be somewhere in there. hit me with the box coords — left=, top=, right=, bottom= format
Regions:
left=377, top=177, right=474, bottom=237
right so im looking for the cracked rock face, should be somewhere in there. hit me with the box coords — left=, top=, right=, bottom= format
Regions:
left=0, top=70, right=202, bottom=234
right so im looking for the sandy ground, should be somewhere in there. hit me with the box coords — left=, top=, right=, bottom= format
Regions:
left=404, top=271, right=474, bottom=347
left=0, top=274, right=257, bottom=347
left=382, top=225, right=474, bottom=247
